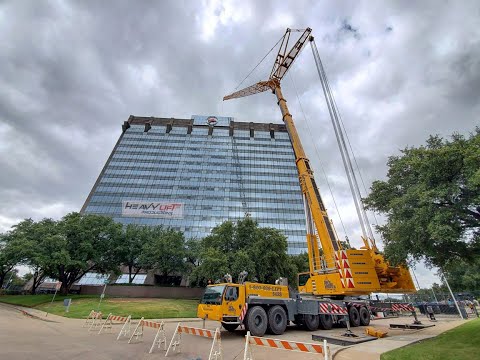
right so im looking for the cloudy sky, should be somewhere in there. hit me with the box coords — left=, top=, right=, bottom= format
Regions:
left=1, top=0, right=478, bottom=286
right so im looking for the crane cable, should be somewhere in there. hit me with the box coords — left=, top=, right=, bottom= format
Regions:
left=309, top=37, right=375, bottom=241
left=233, top=34, right=286, bottom=91
left=288, top=72, right=350, bottom=240
left=336, top=106, right=383, bottom=240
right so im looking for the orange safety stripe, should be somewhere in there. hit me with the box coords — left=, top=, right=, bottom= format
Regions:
left=178, top=326, right=213, bottom=338
left=254, top=337, right=263, bottom=346
left=280, top=340, right=293, bottom=350
left=266, top=339, right=277, bottom=348
left=250, top=337, right=324, bottom=354
left=297, top=343, right=308, bottom=352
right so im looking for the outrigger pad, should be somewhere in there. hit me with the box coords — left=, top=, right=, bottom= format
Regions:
left=312, top=333, right=377, bottom=346
left=389, top=323, right=436, bottom=329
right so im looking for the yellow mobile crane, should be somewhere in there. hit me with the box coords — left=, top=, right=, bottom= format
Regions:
left=197, top=28, right=416, bottom=336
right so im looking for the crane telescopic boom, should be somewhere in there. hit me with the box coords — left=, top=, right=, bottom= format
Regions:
left=224, top=28, right=416, bottom=296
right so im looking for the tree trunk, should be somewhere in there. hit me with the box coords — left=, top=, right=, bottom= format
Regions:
left=0, top=272, right=5, bottom=289
left=31, top=270, right=47, bottom=295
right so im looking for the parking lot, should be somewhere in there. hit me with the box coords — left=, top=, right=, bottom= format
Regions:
left=0, top=302, right=470, bottom=360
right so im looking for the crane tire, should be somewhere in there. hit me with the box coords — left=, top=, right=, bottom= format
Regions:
left=222, top=323, right=239, bottom=332
left=349, top=306, right=361, bottom=327
left=246, top=306, right=268, bottom=337
left=303, top=314, right=320, bottom=331
left=359, top=307, right=370, bottom=326
left=267, top=305, right=288, bottom=335
left=319, top=314, right=333, bottom=330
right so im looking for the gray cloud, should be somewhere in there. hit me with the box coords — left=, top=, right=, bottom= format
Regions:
left=1, top=0, right=478, bottom=285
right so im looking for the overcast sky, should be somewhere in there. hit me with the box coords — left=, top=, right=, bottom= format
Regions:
left=1, top=0, right=478, bottom=286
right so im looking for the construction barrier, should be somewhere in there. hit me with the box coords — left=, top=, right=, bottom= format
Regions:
left=98, top=313, right=131, bottom=335
left=83, top=310, right=101, bottom=328
left=117, top=316, right=133, bottom=340
left=243, top=331, right=330, bottom=360
left=165, top=323, right=222, bottom=360
left=391, top=304, right=415, bottom=312
left=84, top=310, right=103, bottom=331
left=127, top=317, right=166, bottom=354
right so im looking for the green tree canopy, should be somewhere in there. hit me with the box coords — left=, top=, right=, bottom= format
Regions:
left=139, top=226, right=187, bottom=280
left=116, top=224, right=151, bottom=283
left=0, top=231, right=28, bottom=288
left=8, top=213, right=123, bottom=294
left=364, top=128, right=480, bottom=269
left=190, top=217, right=299, bottom=286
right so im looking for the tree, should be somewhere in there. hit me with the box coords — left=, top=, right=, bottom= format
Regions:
left=444, top=257, right=480, bottom=292
left=364, top=128, right=480, bottom=269
left=0, top=232, right=26, bottom=289
left=139, top=227, right=187, bottom=282
left=116, top=224, right=150, bottom=283
left=191, top=217, right=297, bottom=286
left=50, top=212, right=123, bottom=294
left=13, top=218, right=60, bottom=294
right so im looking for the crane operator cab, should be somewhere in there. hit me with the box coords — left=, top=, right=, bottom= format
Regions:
left=197, top=283, right=245, bottom=331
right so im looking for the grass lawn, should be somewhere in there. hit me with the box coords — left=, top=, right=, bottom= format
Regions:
left=0, top=294, right=96, bottom=307
left=0, top=294, right=199, bottom=319
left=381, top=318, right=480, bottom=360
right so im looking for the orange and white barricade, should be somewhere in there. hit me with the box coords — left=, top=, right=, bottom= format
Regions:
left=165, top=323, right=222, bottom=360
left=127, top=318, right=166, bottom=354
left=391, top=304, right=415, bottom=313
left=83, top=310, right=100, bottom=327
left=84, top=310, right=103, bottom=331
left=97, top=313, right=131, bottom=335
left=116, top=315, right=133, bottom=340
left=243, top=331, right=330, bottom=360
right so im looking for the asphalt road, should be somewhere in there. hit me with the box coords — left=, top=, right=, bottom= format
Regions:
left=0, top=302, right=468, bottom=360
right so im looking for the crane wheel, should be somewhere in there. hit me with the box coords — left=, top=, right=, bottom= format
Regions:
left=222, top=323, right=239, bottom=332
left=246, top=306, right=268, bottom=337
left=319, top=314, right=333, bottom=330
left=267, top=305, right=287, bottom=335
left=359, top=307, right=370, bottom=326
left=349, top=307, right=361, bottom=327
left=303, top=314, right=319, bottom=331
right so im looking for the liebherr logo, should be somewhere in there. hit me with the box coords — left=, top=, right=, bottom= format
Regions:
left=122, top=201, right=184, bottom=218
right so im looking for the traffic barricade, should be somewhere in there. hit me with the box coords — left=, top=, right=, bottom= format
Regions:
left=165, top=323, right=222, bottom=360
left=127, top=317, right=166, bottom=354
left=87, top=310, right=103, bottom=331
left=97, top=313, right=131, bottom=335
left=243, top=331, right=330, bottom=360
left=83, top=310, right=101, bottom=328
left=391, top=304, right=415, bottom=313
left=116, top=315, right=133, bottom=340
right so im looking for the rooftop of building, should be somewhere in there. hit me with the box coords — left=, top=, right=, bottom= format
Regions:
left=123, top=115, right=288, bottom=136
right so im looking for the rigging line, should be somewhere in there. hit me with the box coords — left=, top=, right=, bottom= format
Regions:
left=336, top=111, right=383, bottom=231
left=332, top=88, right=381, bottom=232
left=233, top=34, right=286, bottom=91
left=313, top=41, right=375, bottom=241
left=288, top=72, right=349, bottom=239
left=310, top=39, right=368, bottom=239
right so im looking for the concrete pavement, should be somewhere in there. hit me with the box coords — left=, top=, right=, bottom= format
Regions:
left=0, top=302, right=470, bottom=360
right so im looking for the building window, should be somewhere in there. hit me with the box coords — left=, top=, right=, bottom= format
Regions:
left=76, top=272, right=110, bottom=285
left=115, top=274, right=147, bottom=284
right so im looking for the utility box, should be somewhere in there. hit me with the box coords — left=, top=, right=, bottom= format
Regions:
left=63, top=298, right=72, bottom=312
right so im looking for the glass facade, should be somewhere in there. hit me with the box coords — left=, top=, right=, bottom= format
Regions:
left=81, top=115, right=307, bottom=254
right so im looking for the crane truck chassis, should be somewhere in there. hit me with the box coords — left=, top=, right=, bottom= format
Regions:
left=197, top=281, right=374, bottom=336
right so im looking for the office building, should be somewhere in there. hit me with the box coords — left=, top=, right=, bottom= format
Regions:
left=81, top=115, right=307, bottom=254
